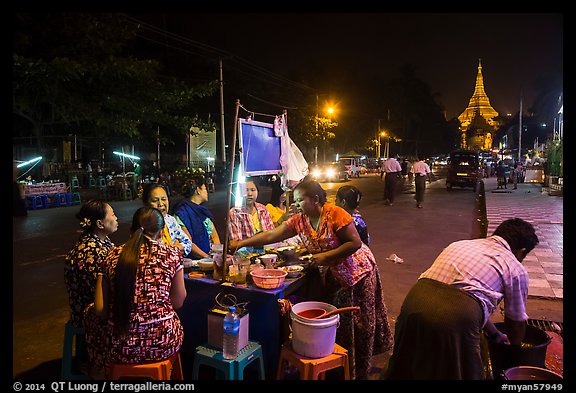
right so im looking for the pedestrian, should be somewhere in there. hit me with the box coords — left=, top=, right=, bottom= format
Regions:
left=485, top=160, right=492, bottom=178
left=400, top=158, right=409, bottom=180
left=495, top=161, right=507, bottom=189
left=513, top=161, right=523, bottom=189
left=84, top=206, right=187, bottom=379
left=335, top=185, right=370, bottom=246
left=381, top=156, right=402, bottom=206
left=228, top=179, right=394, bottom=379
left=385, top=218, right=539, bottom=380
left=132, top=161, right=141, bottom=199
left=411, top=154, right=431, bottom=208
left=172, top=175, right=221, bottom=259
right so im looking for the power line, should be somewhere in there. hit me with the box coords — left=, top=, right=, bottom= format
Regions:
left=122, top=14, right=317, bottom=94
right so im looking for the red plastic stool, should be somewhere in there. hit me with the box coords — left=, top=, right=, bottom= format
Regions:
left=109, top=352, right=183, bottom=380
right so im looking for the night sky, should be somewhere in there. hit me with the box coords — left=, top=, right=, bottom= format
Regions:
left=129, top=13, right=563, bottom=123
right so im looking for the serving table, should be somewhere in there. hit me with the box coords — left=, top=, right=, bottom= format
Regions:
left=179, top=271, right=312, bottom=379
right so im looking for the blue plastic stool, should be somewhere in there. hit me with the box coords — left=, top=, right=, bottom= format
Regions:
left=54, top=193, right=70, bottom=207
left=192, top=341, right=265, bottom=380
left=88, top=176, right=96, bottom=188
left=26, top=194, right=48, bottom=209
left=61, top=321, right=89, bottom=380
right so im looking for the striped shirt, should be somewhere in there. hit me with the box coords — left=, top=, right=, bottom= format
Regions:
left=228, top=202, right=275, bottom=241
left=420, top=235, right=529, bottom=325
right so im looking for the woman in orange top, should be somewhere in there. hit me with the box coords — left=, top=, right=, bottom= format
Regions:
left=229, top=179, right=393, bottom=380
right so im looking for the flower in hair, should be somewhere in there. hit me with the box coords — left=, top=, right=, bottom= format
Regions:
left=80, top=217, right=92, bottom=229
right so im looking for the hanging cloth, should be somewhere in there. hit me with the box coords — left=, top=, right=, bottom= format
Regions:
left=274, top=114, right=309, bottom=189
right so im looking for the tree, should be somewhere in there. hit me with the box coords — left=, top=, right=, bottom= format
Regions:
left=13, top=13, right=218, bottom=154
left=374, top=64, right=456, bottom=157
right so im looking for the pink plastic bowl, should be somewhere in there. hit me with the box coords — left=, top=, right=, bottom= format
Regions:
left=250, top=268, right=287, bottom=289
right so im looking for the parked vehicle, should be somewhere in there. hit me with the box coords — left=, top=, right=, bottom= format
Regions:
left=446, top=149, right=481, bottom=191
left=309, top=162, right=349, bottom=182
left=338, top=157, right=365, bottom=177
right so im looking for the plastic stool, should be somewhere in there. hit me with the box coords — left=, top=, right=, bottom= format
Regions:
left=276, top=342, right=350, bottom=380
left=54, top=193, right=70, bottom=207
left=109, top=352, right=183, bottom=380
left=122, top=187, right=132, bottom=200
left=192, top=341, right=265, bottom=380
left=70, top=176, right=80, bottom=191
left=61, top=321, right=89, bottom=380
left=88, top=176, right=96, bottom=188
left=71, top=192, right=82, bottom=205
left=26, top=194, right=48, bottom=209
left=97, top=176, right=106, bottom=188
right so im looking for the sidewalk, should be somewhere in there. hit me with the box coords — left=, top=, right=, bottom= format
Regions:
left=483, top=176, right=563, bottom=300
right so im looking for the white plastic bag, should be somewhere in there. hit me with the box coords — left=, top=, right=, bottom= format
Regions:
left=275, top=114, right=309, bottom=188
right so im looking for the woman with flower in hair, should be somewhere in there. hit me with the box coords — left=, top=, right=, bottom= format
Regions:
left=65, top=199, right=119, bottom=329
left=65, top=199, right=118, bottom=378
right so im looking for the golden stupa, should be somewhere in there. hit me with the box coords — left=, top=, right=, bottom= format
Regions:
left=458, top=59, right=500, bottom=150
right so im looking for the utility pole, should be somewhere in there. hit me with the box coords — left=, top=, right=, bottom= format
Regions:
left=518, top=90, right=523, bottom=163
left=156, top=126, right=161, bottom=171
left=219, top=59, right=226, bottom=163
left=315, top=94, right=319, bottom=164
left=377, top=119, right=381, bottom=159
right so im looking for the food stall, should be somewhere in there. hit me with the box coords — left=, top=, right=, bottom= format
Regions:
left=178, top=248, right=314, bottom=380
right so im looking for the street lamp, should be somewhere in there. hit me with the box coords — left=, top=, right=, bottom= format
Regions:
left=377, top=132, right=385, bottom=159
left=315, top=94, right=337, bottom=163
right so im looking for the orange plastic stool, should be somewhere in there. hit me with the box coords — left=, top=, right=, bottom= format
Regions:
left=109, top=352, right=183, bottom=380
left=276, top=342, right=350, bottom=380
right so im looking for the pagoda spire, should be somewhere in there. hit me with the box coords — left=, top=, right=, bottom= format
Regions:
left=458, top=59, right=499, bottom=129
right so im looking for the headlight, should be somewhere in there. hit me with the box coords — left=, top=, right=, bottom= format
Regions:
left=325, top=168, right=336, bottom=178
left=312, top=169, right=322, bottom=178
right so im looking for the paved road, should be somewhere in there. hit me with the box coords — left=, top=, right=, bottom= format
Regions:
left=12, top=170, right=563, bottom=379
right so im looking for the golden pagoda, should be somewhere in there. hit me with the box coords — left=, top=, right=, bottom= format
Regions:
left=458, top=59, right=500, bottom=150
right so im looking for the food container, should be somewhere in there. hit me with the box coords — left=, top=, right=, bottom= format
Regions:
left=250, top=268, right=287, bottom=289
left=280, top=264, right=304, bottom=278
left=195, top=258, right=214, bottom=272
left=259, top=254, right=278, bottom=269
left=290, top=301, right=339, bottom=358
left=183, top=258, right=195, bottom=274
left=276, top=245, right=297, bottom=258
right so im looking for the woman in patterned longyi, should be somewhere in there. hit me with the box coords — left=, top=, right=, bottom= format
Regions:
left=85, top=206, right=187, bottom=378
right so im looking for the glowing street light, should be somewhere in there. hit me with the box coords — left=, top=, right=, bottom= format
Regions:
left=112, top=151, right=140, bottom=160
left=17, top=156, right=43, bottom=168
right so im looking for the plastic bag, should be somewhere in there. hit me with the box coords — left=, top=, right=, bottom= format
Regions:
left=386, top=253, right=404, bottom=264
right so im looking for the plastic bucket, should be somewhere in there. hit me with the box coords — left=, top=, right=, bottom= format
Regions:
left=487, top=322, right=551, bottom=379
left=502, top=366, right=562, bottom=380
left=290, top=301, right=339, bottom=358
